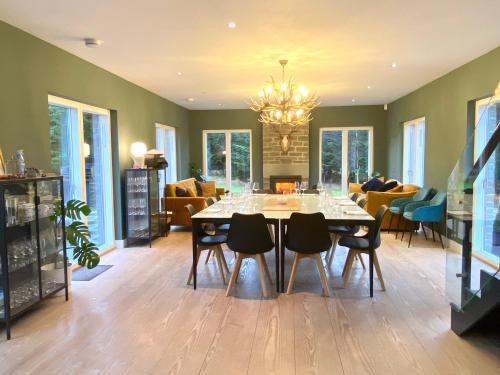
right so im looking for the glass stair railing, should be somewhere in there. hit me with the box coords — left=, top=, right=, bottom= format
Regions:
left=446, top=83, right=500, bottom=335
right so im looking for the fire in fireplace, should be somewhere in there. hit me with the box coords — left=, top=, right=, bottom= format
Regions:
left=270, top=175, right=302, bottom=194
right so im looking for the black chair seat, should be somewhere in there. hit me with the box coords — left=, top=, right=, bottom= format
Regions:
left=338, top=235, right=370, bottom=251
left=199, top=234, right=227, bottom=246
left=328, top=225, right=360, bottom=234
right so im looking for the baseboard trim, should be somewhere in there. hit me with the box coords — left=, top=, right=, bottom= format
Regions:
left=115, top=239, right=127, bottom=249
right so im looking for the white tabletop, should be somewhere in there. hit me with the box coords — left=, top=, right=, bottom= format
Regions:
left=192, top=194, right=374, bottom=221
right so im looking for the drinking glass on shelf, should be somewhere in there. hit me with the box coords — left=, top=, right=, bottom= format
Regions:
left=294, top=181, right=301, bottom=195
left=252, top=182, right=260, bottom=193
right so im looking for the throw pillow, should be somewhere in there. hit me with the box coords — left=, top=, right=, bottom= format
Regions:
left=175, top=186, right=189, bottom=197
left=199, top=181, right=217, bottom=197
left=361, top=177, right=384, bottom=192
left=186, top=187, right=197, bottom=197
left=378, top=180, right=399, bottom=192
left=194, top=181, right=203, bottom=196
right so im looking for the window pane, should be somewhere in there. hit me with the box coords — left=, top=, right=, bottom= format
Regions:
left=83, top=112, right=113, bottom=250
left=206, top=132, right=227, bottom=189
left=230, top=132, right=250, bottom=193
left=321, top=130, right=343, bottom=192
left=347, top=129, right=370, bottom=185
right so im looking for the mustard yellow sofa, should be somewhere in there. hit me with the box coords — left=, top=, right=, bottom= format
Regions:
left=163, top=178, right=225, bottom=226
left=349, top=182, right=420, bottom=230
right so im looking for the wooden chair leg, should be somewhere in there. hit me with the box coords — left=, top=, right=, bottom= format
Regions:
left=314, top=253, right=330, bottom=297
left=255, top=254, right=269, bottom=298
left=395, top=214, right=401, bottom=239
left=187, top=247, right=202, bottom=285
left=287, top=253, right=301, bottom=294
left=214, top=247, right=226, bottom=284
left=204, top=249, right=213, bottom=264
left=218, top=245, right=229, bottom=273
left=431, top=222, right=436, bottom=242
left=437, top=230, right=445, bottom=249
left=327, top=235, right=338, bottom=267
left=408, top=227, right=413, bottom=248
left=421, top=222, right=428, bottom=240
left=259, top=254, right=273, bottom=284
left=356, top=253, right=366, bottom=270
left=388, top=214, right=394, bottom=235
left=342, top=250, right=356, bottom=288
left=226, top=253, right=243, bottom=296
left=373, top=252, right=386, bottom=291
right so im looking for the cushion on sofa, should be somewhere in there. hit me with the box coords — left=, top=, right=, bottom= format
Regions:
left=378, top=180, right=399, bottom=192
left=197, top=181, right=217, bottom=197
left=361, top=177, right=385, bottom=192
left=175, top=186, right=189, bottom=197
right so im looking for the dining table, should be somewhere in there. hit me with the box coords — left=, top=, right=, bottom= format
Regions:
left=190, top=193, right=377, bottom=296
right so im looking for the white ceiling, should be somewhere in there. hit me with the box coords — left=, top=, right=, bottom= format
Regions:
left=1, top=0, right=500, bottom=110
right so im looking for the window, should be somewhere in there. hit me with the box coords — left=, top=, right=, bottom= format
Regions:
left=48, top=96, right=114, bottom=254
left=155, top=124, right=177, bottom=188
left=472, top=95, right=500, bottom=264
left=319, top=127, right=373, bottom=194
left=203, top=130, right=251, bottom=192
left=402, top=117, right=425, bottom=186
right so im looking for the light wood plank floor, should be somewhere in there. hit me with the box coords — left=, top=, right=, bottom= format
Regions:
left=0, top=230, right=499, bottom=374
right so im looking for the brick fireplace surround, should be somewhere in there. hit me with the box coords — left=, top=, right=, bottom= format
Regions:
left=262, top=123, right=309, bottom=189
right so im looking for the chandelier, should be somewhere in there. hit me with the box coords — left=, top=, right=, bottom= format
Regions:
left=250, top=60, right=319, bottom=153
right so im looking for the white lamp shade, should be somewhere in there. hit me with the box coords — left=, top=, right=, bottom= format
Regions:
left=130, top=142, right=147, bottom=157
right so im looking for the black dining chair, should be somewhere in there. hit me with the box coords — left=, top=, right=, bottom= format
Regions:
left=225, top=213, right=275, bottom=297
left=338, top=205, right=388, bottom=290
left=350, top=192, right=360, bottom=202
left=185, top=204, right=229, bottom=285
left=325, top=196, right=368, bottom=268
left=285, top=212, right=332, bottom=296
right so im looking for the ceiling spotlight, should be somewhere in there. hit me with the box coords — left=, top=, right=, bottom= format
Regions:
left=228, top=21, right=236, bottom=29
left=84, top=38, right=103, bottom=48
left=391, top=62, right=397, bottom=68
left=367, top=85, right=372, bottom=89
left=218, top=103, right=222, bottom=106
left=351, top=98, right=356, bottom=103
left=187, top=98, right=195, bottom=102
left=177, top=71, right=182, bottom=76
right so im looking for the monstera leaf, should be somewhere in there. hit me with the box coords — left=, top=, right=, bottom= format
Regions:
left=73, top=242, right=100, bottom=269
left=66, top=221, right=90, bottom=246
left=65, top=199, right=91, bottom=221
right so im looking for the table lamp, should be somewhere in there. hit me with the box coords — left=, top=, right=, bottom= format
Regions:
left=131, top=142, right=147, bottom=169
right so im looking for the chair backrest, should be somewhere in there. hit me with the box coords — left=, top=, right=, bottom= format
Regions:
left=350, top=192, right=360, bottom=202
left=302, top=189, right=319, bottom=194
left=357, top=197, right=367, bottom=208
left=367, top=205, right=389, bottom=249
left=185, top=203, right=197, bottom=217
left=412, top=187, right=432, bottom=202
left=227, top=213, right=274, bottom=254
left=430, top=191, right=447, bottom=206
left=206, top=197, right=215, bottom=206
left=285, top=212, right=332, bottom=253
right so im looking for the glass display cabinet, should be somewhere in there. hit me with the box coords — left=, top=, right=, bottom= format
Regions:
left=125, top=169, right=162, bottom=247
left=0, top=176, right=68, bottom=340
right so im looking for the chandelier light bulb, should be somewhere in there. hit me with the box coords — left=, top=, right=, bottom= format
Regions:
left=275, top=110, right=282, bottom=119
left=265, top=86, right=273, bottom=94
left=258, top=90, right=264, bottom=97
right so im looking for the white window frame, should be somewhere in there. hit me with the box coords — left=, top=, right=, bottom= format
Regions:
left=48, top=95, right=115, bottom=253
left=402, top=117, right=425, bottom=186
left=155, top=123, right=177, bottom=183
left=318, top=126, right=374, bottom=193
left=202, top=129, right=253, bottom=189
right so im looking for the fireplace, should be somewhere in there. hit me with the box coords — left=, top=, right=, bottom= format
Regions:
left=270, top=175, right=302, bottom=194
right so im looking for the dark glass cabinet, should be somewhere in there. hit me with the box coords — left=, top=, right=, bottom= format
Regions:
left=125, top=169, right=162, bottom=247
left=0, top=176, right=68, bottom=340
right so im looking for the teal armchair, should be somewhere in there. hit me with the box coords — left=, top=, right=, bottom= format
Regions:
left=388, top=187, right=432, bottom=239
left=403, top=191, right=447, bottom=248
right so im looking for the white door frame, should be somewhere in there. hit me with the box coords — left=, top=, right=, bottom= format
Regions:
left=155, top=123, right=178, bottom=182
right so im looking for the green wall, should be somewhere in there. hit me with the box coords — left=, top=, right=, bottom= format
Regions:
left=386, top=46, right=500, bottom=190
left=0, top=21, right=190, bottom=239
left=189, top=106, right=387, bottom=185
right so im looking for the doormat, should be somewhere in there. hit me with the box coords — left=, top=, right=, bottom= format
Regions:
left=72, top=265, right=113, bottom=281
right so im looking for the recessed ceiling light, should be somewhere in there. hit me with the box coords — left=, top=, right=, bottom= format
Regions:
left=218, top=103, right=222, bottom=106
left=187, top=98, right=195, bottom=102
left=391, top=62, right=397, bottom=68
left=177, top=71, right=182, bottom=76
left=367, top=85, right=372, bottom=89
left=351, top=98, right=356, bottom=103
left=84, top=38, right=103, bottom=48
left=228, top=21, right=236, bottom=29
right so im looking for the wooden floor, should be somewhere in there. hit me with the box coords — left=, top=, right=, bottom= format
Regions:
left=1, top=230, right=499, bottom=375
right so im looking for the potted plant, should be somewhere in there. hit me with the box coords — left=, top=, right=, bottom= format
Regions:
left=50, top=199, right=100, bottom=280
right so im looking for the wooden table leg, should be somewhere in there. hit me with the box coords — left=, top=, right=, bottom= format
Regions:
left=192, top=219, right=199, bottom=290
left=369, top=222, right=374, bottom=298
left=274, top=220, right=280, bottom=293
